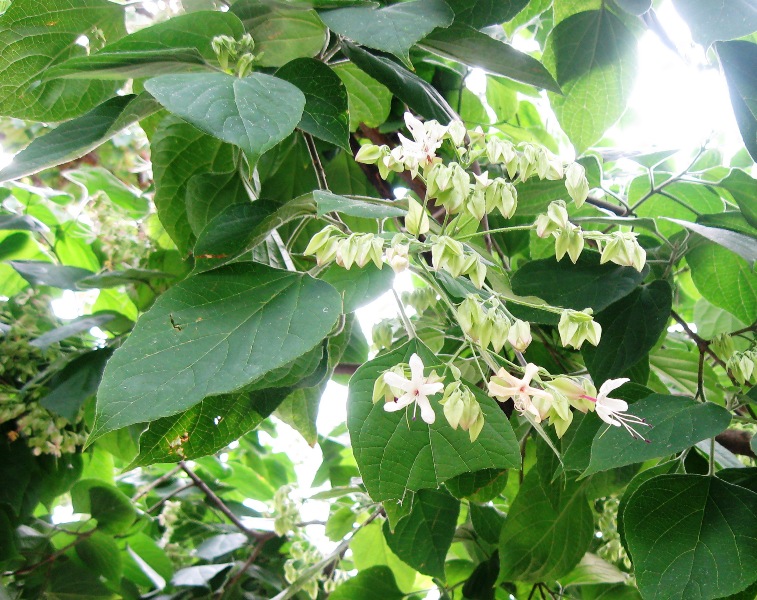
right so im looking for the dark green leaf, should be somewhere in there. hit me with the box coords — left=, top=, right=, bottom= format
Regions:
left=329, top=565, right=404, bottom=600
left=75, top=532, right=122, bottom=582
left=666, top=218, right=757, bottom=266
left=444, top=0, right=528, bottom=28
left=510, top=252, right=647, bottom=325
left=342, top=42, right=456, bottom=123
left=0, top=94, right=160, bottom=183
left=276, top=58, right=350, bottom=150
left=315, top=190, right=406, bottom=218
left=91, top=262, right=341, bottom=441
left=144, top=72, right=306, bottom=160
left=544, top=10, right=637, bottom=152
left=128, top=387, right=291, bottom=468
left=445, top=469, right=508, bottom=502
left=320, top=262, right=397, bottom=313
left=9, top=261, right=93, bottom=289
left=421, top=24, right=559, bottom=92
left=624, top=474, right=757, bottom=600
left=0, top=213, right=47, bottom=232
left=77, top=269, right=173, bottom=290
left=583, top=395, right=732, bottom=477
left=71, top=480, right=137, bottom=534
left=462, top=552, right=499, bottom=600
left=46, top=11, right=243, bottom=79
left=151, top=115, right=235, bottom=254
left=613, top=0, right=652, bottom=14
left=687, top=241, right=757, bottom=324
left=40, top=349, right=112, bottom=421
left=583, top=281, right=672, bottom=382
left=29, top=314, right=116, bottom=349
left=123, top=534, right=174, bottom=588
left=274, top=384, right=324, bottom=446
left=320, top=0, right=454, bottom=65
left=470, top=504, right=505, bottom=545
left=383, top=488, right=461, bottom=579
left=558, top=553, right=630, bottom=587
left=195, top=533, right=248, bottom=560
left=185, top=171, right=250, bottom=236
left=498, top=467, right=593, bottom=582
left=63, top=166, right=148, bottom=219
left=348, top=339, right=521, bottom=501
left=673, top=0, right=757, bottom=48
left=0, top=0, right=125, bottom=121
left=193, top=195, right=316, bottom=271
left=718, top=169, right=757, bottom=229
left=718, top=41, right=757, bottom=161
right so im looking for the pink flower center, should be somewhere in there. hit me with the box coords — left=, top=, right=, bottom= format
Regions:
left=580, top=394, right=598, bottom=403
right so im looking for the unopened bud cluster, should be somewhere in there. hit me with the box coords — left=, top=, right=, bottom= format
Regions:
left=211, top=33, right=258, bottom=77
left=273, top=484, right=301, bottom=536
left=285, top=540, right=325, bottom=599
left=457, top=295, right=531, bottom=353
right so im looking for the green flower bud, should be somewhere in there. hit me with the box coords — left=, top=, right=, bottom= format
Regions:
left=535, top=200, right=569, bottom=238
left=565, top=162, right=590, bottom=207
left=485, top=177, right=517, bottom=219
left=486, top=137, right=516, bottom=165
left=427, top=162, right=470, bottom=214
left=490, top=312, right=511, bottom=353
left=554, top=224, right=584, bottom=263
left=447, top=120, right=467, bottom=146
left=711, top=333, right=736, bottom=362
left=457, top=295, right=484, bottom=337
left=378, top=146, right=404, bottom=179
left=440, top=382, right=485, bottom=442
left=211, top=34, right=237, bottom=70
left=354, top=143, right=386, bottom=164
left=558, top=308, right=602, bottom=349
left=353, top=233, right=383, bottom=269
left=431, top=235, right=467, bottom=278
left=728, top=352, right=755, bottom=384
left=508, top=319, right=532, bottom=352
left=335, top=235, right=358, bottom=269
left=466, top=187, right=486, bottom=221
left=547, top=376, right=595, bottom=413
left=466, top=256, right=487, bottom=289
left=304, top=225, right=342, bottom=266
left=405, top=197, right=430, bottom=236
left=385, top=238, right=410, bottom=273
left=600, top=232, right=646, bottom=272
left=372, top=320, right=393, bottom=351
left=237, top=33, right=255, bottom=54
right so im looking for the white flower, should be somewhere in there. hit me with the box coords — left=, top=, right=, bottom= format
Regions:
left=398, top=112, right=446, bottom=171
left=589, top=378, right=651, bottom=441
left=383, top=353, right=444, bottom=424
left=487, top=363, right=552, bottom=422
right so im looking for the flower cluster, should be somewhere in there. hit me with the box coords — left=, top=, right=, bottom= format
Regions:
left=211, top=33, right=258, bottom=77
left=457, top=295, right=531, bottom=353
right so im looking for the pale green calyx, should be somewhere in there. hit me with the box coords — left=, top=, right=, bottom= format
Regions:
left=426, top=162, right=470, bottom=214
left=405, top=197, right=430, bottom=236
left=535, top=200, right=570, bottom=238
left=600, top=231, right=646, bottom=272
left=439, top=381, right=485, bottom=442
left=508, top=319, right=532, bottom=352
left=554, top=224, right=584, bottom=263
left=565, top=162, right=590, bottom=207
left=558, top=308, right=602, bottom=349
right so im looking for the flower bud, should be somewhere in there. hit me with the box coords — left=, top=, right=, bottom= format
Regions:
left=427, top=162, right=469, bottom=214
left=457, top=295, right=484, bottom=337
left=236, top=52, right=255, bottom=78
left=486, top=137, right=516, bottom=165
left=546, top=154, right=564, bottom=180
left=728, top=352, right=755, bottom=384
left=372, top=320, right=393, bottom=350
left=554, top=224, right=584, bottom=263
left=335, top=235, right=358, bottom=269
left=431, top=235, right=467, bottom=278
left=353, top=233, right=383, bottom=269
left=485, top=177, right=517, bottom=219
left=211, top=34, right=237, bottom=70
left=354, top=143, right=385, bottom=164
left=490, top=312, right=511, bottom=353
left=508, top=319, right=532, bottom=352
left=518, top=143, right=540, bottom=181
left=565, top=162, right=589, bottom=207
left=447, top=120, right=467, bottom=146
left=711, top=333, right=736, bottom=362
left=440, top=382, right=485, bottom=442
left=405, top=197, right=430, bottom=236
left=378, top=146, right=404, bottom=179
left=535, top=200, right=569, bottom=238
left=237, top=33, right=255, bottom=54
left=304, top=225, right=342, bottom=266
left=558, top=308, right=602, bottom=349
left=466, top=255, right=487, bottom=289
left=466, top=186, right=487, bottom=221
left=385, top=238, right=410, bottom=273
left=600, top=231, right=646, bottom=272
left=547, top=376, right=595, bottom=413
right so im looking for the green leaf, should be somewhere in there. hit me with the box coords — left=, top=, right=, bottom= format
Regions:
left=350, top=522, right=418, bottom=592
left=29, top=314, right=117, bottom=349
left=71, top=480, right=137, bottom=534
left=195, top=533, right=248, bottom=561
left=122, top=534, right=174, bottom=589
left=332, top=62, right=392, bottom=130
left=498, top=467, right=593, bottom=582
left=613, top=0, right=652, bottom=15
left=583, top=395, right=732, bottom=477
left=151, top=115, right=235, bottom=254
left=276, top=58, right=350, bottom=150
left=185, top=171, right=250, bottom=236
left=76, top=532, right=122, bottom=582
left=666, top=218, right=757, bottom=266
left=470, top=503, right=506, bottom=545
left=91, top=262, right=341, bottom=441
left=45, top=11, right=243, bottom=80
left=320, top=262, right=395, bottom=313
left=9, top=260, right=93, bottom=289
left=694, top=298, right=746, bottom=339
left=623, top=474, right=757, bottom=600
left=77, top=268, right=173, bottom=290
left=0, top=0, right=125, bottom=121
left=63, top=166, right=148, bottom=219
left=558, top=553, right=630, bottom=587
left=128, top=387, right=290, bottom=468
left=687, top=241, right=757, bottom=324
left=144, top=73, right=306, bottom=160
left=348, top=339, right=521, bottom=501
left=314, top=190, right=406, bottom=218
left=717, top=169, right=757, bottom=229
left=582, top=281, right=672, bottom=382
left=274, top=384, right=323, bottom=446
left=0, top=94, right=160, bottom=183
left=193, top=194, right=316, bottom=271
left=383, top=488, right=460, bottom=579
left=649, top=347, right=720, bottom=400
left=40, top=349, right=112, bottom=421
left=342, top=42, right=455, bottom=123
left=445, top=469, right=508, bottom=502
left=232, top=2, right=327, bottom=68
left=320, top=0, right=454, bottom=65
left=443, top=0, right=528, bottom=28
left=329, top=565, right=404, bottom=600
left=673, top=0, right=757, bottom=48
left=544, top=10, right=637, bottom=152
left=0, top=213, right=47, bottom=232
left=717, top=42, right=757, bottom=161
left=510, top=252, right=647, bottom=325
left=420, top=24, right=560, bottom=92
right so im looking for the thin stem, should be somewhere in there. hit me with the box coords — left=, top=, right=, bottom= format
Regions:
left=629, top=145, right=706, bottom=212
left=303, top=133, right=329, bottom=191
left=13, top=528, right=96, bottom=575
left=132, top=466, right=182, bottom=502
left=708, top=437, right=716, bottom=476
left=146, top=482, right=195, bottom=514
left=392, top=288, right=416, bottom=339
left=217, top=533, right=277, bottom=599
left=456, top=224, right=535, bottom=240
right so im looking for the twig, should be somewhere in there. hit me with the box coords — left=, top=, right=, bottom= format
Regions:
left=303, top=133, right=329, bottom=191
left=132, top=466, right=182, bottom=502
left=179, top=462, right=269, bottom=541
left=146, top=482, right=195, bottom=514
left=13, top=529, right=96, bottom=576
left=217, top=533, right=277, bottom=599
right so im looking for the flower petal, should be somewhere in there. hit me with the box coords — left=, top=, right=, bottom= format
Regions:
left=384, top=393, right=414, bottom=412
left=383, top=371, right=412, bottom=392
left=408, top=353, right=425, bottom=384
left=597, top=377, right=629, bottom=399
left=598, top=396, right=628, bottom=412
left=596, top=406, right=622, bottom=426
left=522, top=363, right=540, bottom=385
left=419, top=382, right=444, bottom=397
left=417, top=395, right=436, bottom=424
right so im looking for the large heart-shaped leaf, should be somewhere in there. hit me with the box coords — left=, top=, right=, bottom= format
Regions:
left=185, top=171, right=250, bottom=236
left=443, top=0, right=528, bottom=28
left=0, top=0, right=125, bottom=121
left=320, top=0, right=454, bottom=65
left=90, top=262, right=341, bottom=441
left=0, top=94, right=160, bottom=183
left=144, top=72, right=306, bottom=159
left=544, top=10, right=637, bottom=152
left=45, top=11, right=243, bottom=80
left=582, top=395, right=732, bottom=477
left=717, top=41, right=757, bottom=161
left=420, top=24, right=560, bottom=92
left=347, top=339, right=521, bottom=501
left=332, top=62, right=392, bottom=130
left=582, top=281, right=672, bottom=382
left=276, top=58, right=350, bottom=150
left=672, top=0, right=757, bottom=49
left=623, top=474, right=757, bottom=600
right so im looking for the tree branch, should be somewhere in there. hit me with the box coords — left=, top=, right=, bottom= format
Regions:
left=716, top=429, right=756, bottom=459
